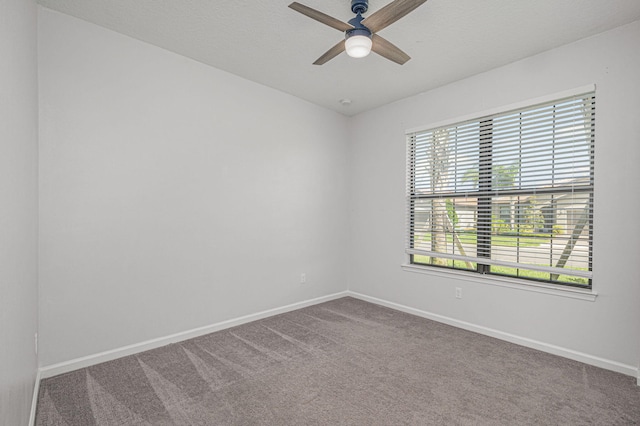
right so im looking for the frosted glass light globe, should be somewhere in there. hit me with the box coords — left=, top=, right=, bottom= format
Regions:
left=345, top=34, right=372, bottom=58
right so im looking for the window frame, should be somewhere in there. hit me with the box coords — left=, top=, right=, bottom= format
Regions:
left=404, top=86, right=596, bottom=292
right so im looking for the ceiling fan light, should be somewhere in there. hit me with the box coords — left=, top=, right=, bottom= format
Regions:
left=345, top=33, right=372, bottom=58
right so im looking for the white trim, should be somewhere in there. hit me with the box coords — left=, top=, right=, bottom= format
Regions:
left=33, top=288, right=637, bottom=395
left=346, top=291, right=637, bottom=379
left=405, top=84, right=596, bottom=135
left=38, top=291, right=349, bottom=379
left=401, top=263, right=597, bottom=301
left=28, top=369, right=41, bottom=426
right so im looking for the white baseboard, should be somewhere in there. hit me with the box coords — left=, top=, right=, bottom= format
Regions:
left=38, top=291, right=349, bottom=380
left=346, top=291, right=640, bottom=380
left=33, top=287, right=639, bottom=412
left=29, top=369, right=41, bottom=426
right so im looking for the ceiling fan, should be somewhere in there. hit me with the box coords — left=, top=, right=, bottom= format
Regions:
left=289, top=0, right=428, bottom=65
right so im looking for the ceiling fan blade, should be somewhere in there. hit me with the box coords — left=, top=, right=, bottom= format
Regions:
left=313, top=40, right=346, bottom=65
left=362, top=0, right=428, bottom=33
left=289, top=2, right=353, bottom=32
left=371, top=34, right=410, bottom=65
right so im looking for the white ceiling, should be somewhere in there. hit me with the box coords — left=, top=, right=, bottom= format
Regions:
left=37, top=0, right=640, bottom=116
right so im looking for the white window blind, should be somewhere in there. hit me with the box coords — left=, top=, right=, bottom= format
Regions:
left=406, top=91, right=595, bottom=288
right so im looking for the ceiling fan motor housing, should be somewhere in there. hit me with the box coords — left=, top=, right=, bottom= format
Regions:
left=351, top=0, right=368, bottom=14
left=346, top=27, right=372, bottom=40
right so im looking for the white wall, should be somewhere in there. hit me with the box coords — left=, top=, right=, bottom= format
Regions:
left=348, top=21, right=640, bottom=373
left=36, top=5, right=640, bottom=380
left=38, top=8, right=349, bottom=367
left=0, top=0, right=39, bottom=423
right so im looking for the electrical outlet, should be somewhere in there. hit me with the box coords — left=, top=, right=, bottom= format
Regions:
left=301, top=273, right=306, bottom=284
left=455, top=287, right=462, bottom=299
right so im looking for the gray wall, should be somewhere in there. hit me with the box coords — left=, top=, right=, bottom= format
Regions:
left=0, top=0, right=39, bottom=424
left=348, top=20, right=640, bottom=372
left=35, top=5, right=640, bottom=385
left=38, top=8, right=350, bottom=366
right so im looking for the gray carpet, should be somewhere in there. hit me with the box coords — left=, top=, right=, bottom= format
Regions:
left=36, top=297, right=640, bottom=425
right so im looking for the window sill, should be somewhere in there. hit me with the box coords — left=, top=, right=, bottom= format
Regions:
left=400, top=263, right=597, bottom=302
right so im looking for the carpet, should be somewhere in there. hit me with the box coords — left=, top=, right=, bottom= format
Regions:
left=36, top=297, right=640, bottom=425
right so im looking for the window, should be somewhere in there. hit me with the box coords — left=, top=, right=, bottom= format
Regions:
left=406, top=91, right=595, bottom=288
